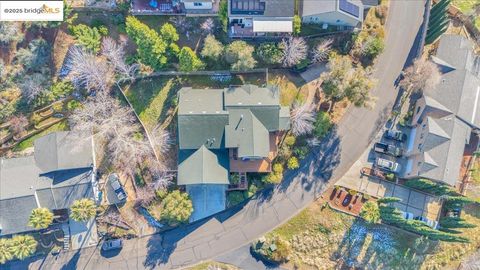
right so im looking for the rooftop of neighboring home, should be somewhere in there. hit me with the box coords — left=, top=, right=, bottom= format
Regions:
left=428, top=34, right=480, bottom=129
left=0, top=132, right=95, bottom=236
left=406, top=34, right=480, bottom=186
left=301, top=0, right=366, bottom=20
left=229, top=0, right=294, bottom=17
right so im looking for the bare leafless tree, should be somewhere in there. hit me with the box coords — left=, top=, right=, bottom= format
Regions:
left=400, top=58, right=441, bottom=93
left=200, top=18, right=215, bottom=34
left=101, top=37, right=138, bottom=83
left=20, top=73, right=48, bottom=103
left=312, top=39, right=333, bottom=63
left=9, top=114, right=28, bottom=136
left=290, top=103, right=316, bottom=136
left=151, top=124, right=171, bottom=155
left=135, top=183, right=157, bottom=207
left=67, top=46, right=114, bottom=93
left=280, top=37, right=308, bottom=67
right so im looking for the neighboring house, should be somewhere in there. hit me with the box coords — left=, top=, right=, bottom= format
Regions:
left=177, top=85, right=290, bottom=221
left=403, top=35, right=480, bottom=187
left=301, top=0, right=378, bottom=28
left=130, top=0, right=219, bottom=15
left=0, top=132, right=97, bottom=237
left=228, top=0, right=294, bottom=37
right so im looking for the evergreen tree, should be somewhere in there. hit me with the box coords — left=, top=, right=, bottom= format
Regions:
left=69, top=24, right=102, bottom=53
left=178, top=47, right=205, bottom=72
left=126, top=16, right=168, bottom=70
left=160, top=190, right=193, bottom=225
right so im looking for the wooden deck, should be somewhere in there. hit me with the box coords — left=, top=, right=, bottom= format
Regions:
left=229, top=132, right=282, bottom=173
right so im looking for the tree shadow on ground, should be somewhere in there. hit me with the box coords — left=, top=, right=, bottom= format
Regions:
left=332, top=219, right=437, bottom=270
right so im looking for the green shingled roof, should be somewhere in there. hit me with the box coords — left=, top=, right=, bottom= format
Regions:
left=225, top=109, right=270, bottom=158
left=177, top=146, right=230, bottom=185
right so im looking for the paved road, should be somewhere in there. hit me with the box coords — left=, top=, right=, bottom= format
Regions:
left=8, top=2, right=426, bottom=270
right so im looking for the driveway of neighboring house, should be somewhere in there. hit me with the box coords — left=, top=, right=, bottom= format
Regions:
left=18, top=1, right=427, bottom=269
left=69, top=218, right=99, bottom=250
left=300, top=63, right=328, bottom=83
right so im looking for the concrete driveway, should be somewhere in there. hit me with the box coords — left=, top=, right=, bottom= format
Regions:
left=18, top=1, right=428, bottom=269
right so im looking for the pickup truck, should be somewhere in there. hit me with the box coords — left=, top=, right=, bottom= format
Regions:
left=374, top=142, right=403, bottom=157
left=376, top=158, right=401, bottom=173
left=384, top=129, right=407, bottom=142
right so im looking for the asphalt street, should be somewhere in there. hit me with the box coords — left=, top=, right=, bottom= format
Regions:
left=5, top=1, right=427, bottom=269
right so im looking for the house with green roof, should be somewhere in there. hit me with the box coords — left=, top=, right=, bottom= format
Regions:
left=177, top=85, right=290, bottom=221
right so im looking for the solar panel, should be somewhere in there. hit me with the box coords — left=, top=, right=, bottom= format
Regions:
left=339, top=0, right=360, bottom=18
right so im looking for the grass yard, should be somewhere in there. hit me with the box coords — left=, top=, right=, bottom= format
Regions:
left=268, top=71, right=307, bottom=107
left=14, top=120, right=69, bottom=151
left=187, top=261, right=239, bottom=270
left=452, top=0, right=480, bottom=28
left=124, top=73, right=267, bottom=130
left=266, top=200, right=480, bottom=270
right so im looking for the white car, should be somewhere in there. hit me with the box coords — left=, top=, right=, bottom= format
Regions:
left=376, top=158, right=401, bottom=173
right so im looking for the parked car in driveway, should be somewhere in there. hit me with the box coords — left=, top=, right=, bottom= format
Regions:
left=102, top=239, right=123, bottom=251
left=376, top=158, right=401, bottom=173
left=374, top=142, right=403, bottom=157
left=108, top=173, right=127, bottom=202
left=385, top=129, right=407, bottom=142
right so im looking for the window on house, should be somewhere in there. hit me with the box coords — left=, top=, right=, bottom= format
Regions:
left=194, top=2, right=203, bottom=6
left=416, top=106, right=421, bottom=114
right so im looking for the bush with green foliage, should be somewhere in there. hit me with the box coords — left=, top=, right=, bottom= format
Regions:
left=201, top=34, right=224, bottom=61
left=265, top=163, right=284, bottom=184
left=293, top=15, right=301, bottom=35
left=360, top=201, right=380, bottom=223
left=255, top=43, right=283, bottom=65
left=284, top=135, right=296, bottom=147
left=379, top=204, right=468, bottom=242
left=404, top=179, right=455, bottom=196
left=69, top=24, right=102, bottom=53
left=178, top=47, right=205, bottom=72
left=11, top=235, right=37, bottom=260
left=362, top=36, right=384, bottom=60
left=70, top=199, right=97, bottom=222
left=126, top=16, right=168, bottom=70
left=66, top=100, right=81, bottom=111
left=293, top=146, right=309, bottom=160
left=444, top=195, right=477, bottom=210
left=0, top=238, right=13, bottom=264
left=225, top=41, right=256, bottom=70
left=51, top=81, right=74, bottom=99
left=218, top=0, right=228, bottom=32
left=160, top=190, right=193, bottom=225
left=287, top=157, right=299, bottom=170
left=227, top=191, right=247, bottom=207
left=28, top=208, right=54, bottom=229
left=252, top=236, right=292, bottom=263
left=439, top=217, right=477, bottom=229
left=313, top=111, right=332, bottom=138
left=377, top=197, right=402, bottom=204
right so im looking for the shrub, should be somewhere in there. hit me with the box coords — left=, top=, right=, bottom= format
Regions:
left=255, top=42, right=283, bottom=65
left=225, top=41, right=256, bottom=70
left=360, top=201, right=380, bottom=223
left=178, top=47, right=205, bottom=72
left=160, top=190, right=193, bottom=225
left=0, top=238, right=13, bottom=264
left=377, top=197, right=401, bottom=204
left=287, top=157, right=299, bottom=170
left=313, top=111, right=332, bottom=138
left=284, top=135, right=296, bottom=147
left=227, top=191, right=247, bottom=207
left=264, top=163, right=284, bottom=184
left=385, top=173, right=395, bottom=181
left=70, top=199, right=97, bottom=222
left=269, top=237, right=292, bottom=262
left=11, top=235, right=37, bottom=260
left=293, top=146, right=309, bottom=160
left=28, top=208, right=54, bottom=229
left=362, top=36, right=385, bottom=60
left=348, top=189, right=357, bottom=196
left=98, top=25, right=109, bottom=36
left=69, top=24, right=102, bottom=53
left=51, top=81, right=74, bottom=99
left=201, top=34, right=224, bottom=61
left=52, top=102, right=64, bottom=112
left=293, top=15, right=301, bottom=35
left=66, top=100, right=81, bottom=111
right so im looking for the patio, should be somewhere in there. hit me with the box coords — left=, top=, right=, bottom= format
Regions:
left=131, top=0, right=182, bottom=14
left=229, top=132, right=281, bottom=173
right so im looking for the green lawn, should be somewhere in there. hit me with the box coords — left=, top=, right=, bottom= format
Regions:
left=452, top=0, right=480, bottom=29
left=124, top=74, right=267, bottom=130
left=14, top=120, right=69, bottom=151
left=265, top=201, right=480, bottom=270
